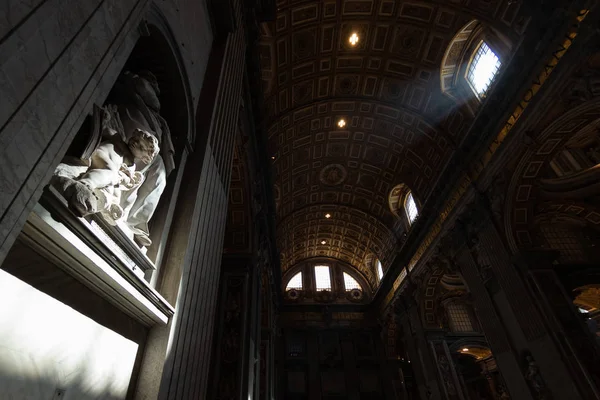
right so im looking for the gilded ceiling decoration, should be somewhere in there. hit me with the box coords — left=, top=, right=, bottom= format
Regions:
left=259, top=0, right=527, bottom=282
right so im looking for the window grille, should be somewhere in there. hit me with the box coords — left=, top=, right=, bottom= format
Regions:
left=286, top=272, right=303, bottom=290
left=314, top=266, right=332, bottom=291
left=447, top=302, right=474, bottom=332
left=467, top=41, right=501, bottom=96
left=405, top=191, right=419, bottom=225
left=343, top=272, right=361, bottom=291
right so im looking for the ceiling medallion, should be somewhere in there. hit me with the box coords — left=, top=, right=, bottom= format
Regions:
left=319, top=164, right=347, bottom=186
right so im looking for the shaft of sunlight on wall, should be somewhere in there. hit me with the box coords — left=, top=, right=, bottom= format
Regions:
left=0, top=269, right=138, bottom=400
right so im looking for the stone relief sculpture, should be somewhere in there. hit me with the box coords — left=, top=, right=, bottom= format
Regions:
left=51, top=70, right=175, bottom=246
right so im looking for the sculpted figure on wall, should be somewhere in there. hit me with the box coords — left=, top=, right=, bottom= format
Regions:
left=51, top=71, right=175, bottom=247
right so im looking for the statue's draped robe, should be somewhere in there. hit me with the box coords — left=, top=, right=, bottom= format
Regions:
left=115, top=85, right=175, bottom=241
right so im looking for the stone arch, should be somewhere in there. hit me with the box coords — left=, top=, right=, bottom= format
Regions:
left=504, top=98, right=600, bottom=254
left=441, top=20, right=481, bottom=97
left=448, top=338, right=492, bottom=361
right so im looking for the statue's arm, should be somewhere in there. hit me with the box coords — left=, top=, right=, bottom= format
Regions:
left=78, top=143, right=123, bottom=190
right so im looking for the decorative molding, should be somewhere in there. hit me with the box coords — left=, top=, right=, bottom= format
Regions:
left=21, top=193, right=174, bottom=327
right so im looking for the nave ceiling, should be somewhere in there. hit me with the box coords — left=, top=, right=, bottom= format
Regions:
left=257, top=0, right=529, bottom=288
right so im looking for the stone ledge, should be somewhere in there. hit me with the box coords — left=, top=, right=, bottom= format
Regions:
left=19, top=188, right=174, bottom=327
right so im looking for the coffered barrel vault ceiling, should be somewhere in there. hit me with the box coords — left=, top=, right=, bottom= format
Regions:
left=258, top=0, right=527, bottom=287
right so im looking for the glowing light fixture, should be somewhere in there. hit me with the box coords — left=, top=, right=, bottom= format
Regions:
left=349, top=32, right=359, bottom=46
left=321, top=240, right=327, bottom=245
left=462, top=348, right=469, bottom=352
left=337, top=119, right=346, bottom=128
left=325, top=213, right=331, bottom=219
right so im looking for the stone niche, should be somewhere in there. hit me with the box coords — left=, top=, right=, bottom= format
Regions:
left=22, top=23, right=191, bottom=327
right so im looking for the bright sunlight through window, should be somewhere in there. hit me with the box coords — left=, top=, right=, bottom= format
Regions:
left=377, top=260, right=384, bottom=280
left=405, top=191, right=419, bottom=225
left=343, top=272, right=361, bottom=291
left=286, top=272, right=303, bottom=291
left=315, top=266, right=332, bottom=291
left=467, top=42, right=500, bottom=97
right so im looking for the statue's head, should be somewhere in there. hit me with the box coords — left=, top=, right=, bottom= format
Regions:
left=128, top=128, right=160, bottom=164
left=125, top=70, right=161, bottom=111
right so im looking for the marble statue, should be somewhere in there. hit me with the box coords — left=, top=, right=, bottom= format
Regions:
left=524, top=355, right=548, bottom=399
left=51, top=70, right=175, bottom=247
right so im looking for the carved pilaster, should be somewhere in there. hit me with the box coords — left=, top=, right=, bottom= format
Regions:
left=454, top=195, right=587, bottom=399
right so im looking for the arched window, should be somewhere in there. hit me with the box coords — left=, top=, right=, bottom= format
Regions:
left=404, top=191, right=419, bottom=225
left=314, top=265, right=332, bottom=291
left=376, top=259, right=384, bottom=281
left=389, top=184, right=419, bottom=228
left=441, top=20, right=510, bottom=113
left=286, top=272, right=303, bottom=291
left=343, top=272, right=361, bottom=291
left=282, top=259, right=372, bottom=303
left=466, top=41, right=501, bottom=97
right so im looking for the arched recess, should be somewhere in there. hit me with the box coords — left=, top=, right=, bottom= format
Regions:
left=448, top=338, right=493, bottom=361
left=61, top=6, right=195, bottom=280
left=122, top=12, right=193, bottom=271
left=131, top=5, right=195, bottom=149
left=419, top=267, right=479, bottom=333
left=441, top=20, right=511, bottom=115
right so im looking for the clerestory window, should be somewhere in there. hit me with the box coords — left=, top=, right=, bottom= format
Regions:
left=377, top=259, right=384, bottom=281
left=467, top=41, right=501, bottom=97
left=286, top=272, right=303, bottom=291
left=314, top=265, right=332, bottom=291
left=343, top=272, right=361, bottom=291
left=404, top=191, right=419, bottom=225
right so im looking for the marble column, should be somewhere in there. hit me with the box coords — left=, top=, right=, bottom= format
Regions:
left=522, top=252, right=600, bottom=399
left=450, top=239, right=532, bottom=399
